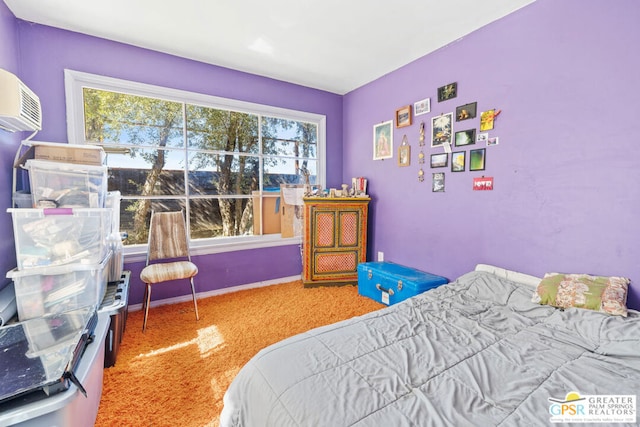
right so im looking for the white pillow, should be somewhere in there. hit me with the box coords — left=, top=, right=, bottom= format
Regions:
left=475, top=264, right=541, bottom=288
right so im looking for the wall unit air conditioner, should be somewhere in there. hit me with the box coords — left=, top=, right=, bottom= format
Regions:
left=0, top=68, right=42, bottom=132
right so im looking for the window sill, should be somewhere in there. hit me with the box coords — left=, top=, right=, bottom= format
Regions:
left=123, top=234, right=302, bottom=263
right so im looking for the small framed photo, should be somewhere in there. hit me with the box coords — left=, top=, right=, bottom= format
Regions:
left=398, top=144, right=411, bottom=167
left=451, top=151, right=465, bottom=172
left=431, top=112, right=453, bottom=147
left=414, top=98, right=431, bottom=116
left=373, top=120, right=393, bottom=160
left=487, top=137, right=499, bottom=146
left=477, top=132, right=489, bottom=143
left=432, top=172, right=445, bottom=192
left=469, top=148, right=486, bottom=171
left=430, top=153, right=448, bottom=168
left=437, top=82, right=457, bottom=102
left=456, top=102, right=477, bottom=121
left=396, top=105, right=412, bottom=128
left=454, top=129, right=476, bottom=147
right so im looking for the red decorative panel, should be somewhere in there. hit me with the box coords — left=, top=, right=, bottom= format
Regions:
left=316, top=252, right=356, bottom=273
left=339, top=212, right=357, bottom=246
left=315, top=212, right=335, bottom=247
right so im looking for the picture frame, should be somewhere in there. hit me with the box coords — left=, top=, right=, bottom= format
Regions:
left=414, top=98, right=431, bottom=116
left=396, top=105, right=412, bottom=128
left=451, top=151, right=465, bottom=172
left=469, top=148, right=486, bottom=171
left=456, top=102, right=477, bottom=121
left=480, top=109, right=496, bottom=131
left=487, top=137, right=499, bottom=146
left=454, top=129, right=476, bottom=147
left=437, top=82, right=457, bottom=102
left=373, top=120, right=393, bottom=160
left=430, top=153, right=448, bottom=168
left=431, top=112, right=453, bottom=147
left=432, top=172, right=445, bottom=192
left=398, top=143, right=411, bottom=167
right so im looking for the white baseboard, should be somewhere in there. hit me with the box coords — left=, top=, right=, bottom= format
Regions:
left=128, top=275, right=302, bottom=312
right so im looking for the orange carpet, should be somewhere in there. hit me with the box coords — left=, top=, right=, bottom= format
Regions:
left=95, top=281, right=383, bottom=426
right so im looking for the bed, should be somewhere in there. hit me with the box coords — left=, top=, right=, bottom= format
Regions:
left=220, top=265, right=640, bottom=426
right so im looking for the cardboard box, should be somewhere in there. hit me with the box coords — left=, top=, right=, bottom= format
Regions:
left=15, top=141, right=106, bottom=168
left=280, top=185, right=305, bottom=238
left=252, top=191, right=281, bottom=235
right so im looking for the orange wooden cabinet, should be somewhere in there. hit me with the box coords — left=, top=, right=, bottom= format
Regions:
left=302, top=196, right=369, bottom=287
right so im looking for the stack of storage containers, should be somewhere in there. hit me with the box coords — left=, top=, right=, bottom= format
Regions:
left=6, top=143, right=113, bottom=321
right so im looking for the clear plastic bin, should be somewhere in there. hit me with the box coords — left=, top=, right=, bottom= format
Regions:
left=26, top=159, right=108, bottom=208
left=8, top=208, right=111, bottom=269
left=7, top=253, right=111, bottom=321
left=105, top=191, right=124, bottom=283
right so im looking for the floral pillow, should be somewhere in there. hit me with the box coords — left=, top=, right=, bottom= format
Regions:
left=532, top=273, right=630, bottom=316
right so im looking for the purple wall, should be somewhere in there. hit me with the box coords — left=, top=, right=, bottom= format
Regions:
left=0, top=0, right=20, bottom=291
left=343, top=0, right=640, bottom=310
left=3, top=0, right=640, bottom=311
left=10, top=20, right=342, bottom=304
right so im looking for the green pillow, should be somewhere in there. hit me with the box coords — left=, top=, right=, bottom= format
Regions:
left=532, top=273, right=629, bottom=316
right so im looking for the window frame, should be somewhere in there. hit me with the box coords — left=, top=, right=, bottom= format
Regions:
left=64, top=69, right=326, bottom=261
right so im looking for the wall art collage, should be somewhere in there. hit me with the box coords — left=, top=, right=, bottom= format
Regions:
left=373, top=81, right=502, bottom=192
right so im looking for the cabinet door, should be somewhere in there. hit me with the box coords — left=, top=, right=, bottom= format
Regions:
left=303, top=201, right=367, bottom=285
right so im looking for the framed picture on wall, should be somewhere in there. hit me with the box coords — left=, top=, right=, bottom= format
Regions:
left=430, top=153, right=448, bottom=168
left=451, top=151, right=465, bottom=172
left=487, top=137, right=499, bottom=146
left=469, top=148, right=486, bottom=171
left=480, top=109, right=497, bottom=131
left=456, top=102, right=477, bottom=121
left=437, top=82, right=457, bottom=102
left=454, top=129, right=476, bottom=147
left=432, top=172, right=445, bottom=192
left=396, top=105, right=412, bottom=128
left=373, top=120, right=393, bottom=160
left=414, top=98, right=431, bottom=116
left=398, top=142, right=411, bottom=167
left=431, top=112, right=453, bottom=147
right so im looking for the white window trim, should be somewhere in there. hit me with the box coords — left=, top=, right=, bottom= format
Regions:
left=64, top=69, right=325, bottom=259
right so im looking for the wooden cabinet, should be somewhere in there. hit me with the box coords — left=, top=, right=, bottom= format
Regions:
left=302, top=197, right=369, bottom=287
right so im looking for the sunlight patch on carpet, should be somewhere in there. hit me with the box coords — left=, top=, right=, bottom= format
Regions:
left=210, top=367, right=241, bottom=397
left=134, top=325, right=225, bottom=359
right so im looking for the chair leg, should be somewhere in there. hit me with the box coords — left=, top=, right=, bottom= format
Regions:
left=190, top=277, right=199, bottom=321
left=143, top=283, right=152, bottom=332
left=142, top=282, right=148, bottom=316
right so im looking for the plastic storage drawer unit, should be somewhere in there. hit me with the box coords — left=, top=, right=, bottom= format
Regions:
left=8, top=207, right=111, bottom=269
left=7, top=253, right=111, bottom=321
left=98, top=271, right=130, bottom=368
left=0, top=311, right=109, bottom=427
left=25, top=159, right=108, bottom=208
left=357, top=262, right=448, bottom=305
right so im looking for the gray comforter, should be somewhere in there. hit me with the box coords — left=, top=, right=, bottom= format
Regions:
left=220, top=271, right=640, bottom=426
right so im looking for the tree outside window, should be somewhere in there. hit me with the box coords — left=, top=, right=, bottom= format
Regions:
left=81, top=87, right=318, bottom=245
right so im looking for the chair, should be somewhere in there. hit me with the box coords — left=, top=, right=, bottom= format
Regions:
left=140, top=210, right=199, bottom=332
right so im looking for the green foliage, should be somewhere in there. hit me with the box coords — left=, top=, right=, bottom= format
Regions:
left=83, top=88, right=317, bottom=241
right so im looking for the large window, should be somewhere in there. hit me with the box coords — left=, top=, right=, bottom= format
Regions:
left=64, top=70, right=325, bottom=254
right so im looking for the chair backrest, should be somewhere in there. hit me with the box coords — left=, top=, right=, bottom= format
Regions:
left=146, top=211, right=191, bottom=263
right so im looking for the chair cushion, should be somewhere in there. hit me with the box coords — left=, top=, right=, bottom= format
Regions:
left=140, top=261, right=198, bottom=284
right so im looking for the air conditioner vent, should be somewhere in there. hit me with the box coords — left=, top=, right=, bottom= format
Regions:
left=19, top=85, right=42, bottom=129
left=0, top=68, right=42, bottom=132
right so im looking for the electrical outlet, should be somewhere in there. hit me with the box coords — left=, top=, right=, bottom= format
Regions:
left=377, top=251, right=384, bottom=262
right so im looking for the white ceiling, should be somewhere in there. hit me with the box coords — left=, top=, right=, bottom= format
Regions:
left=5, top=0, right=535, bottom=94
